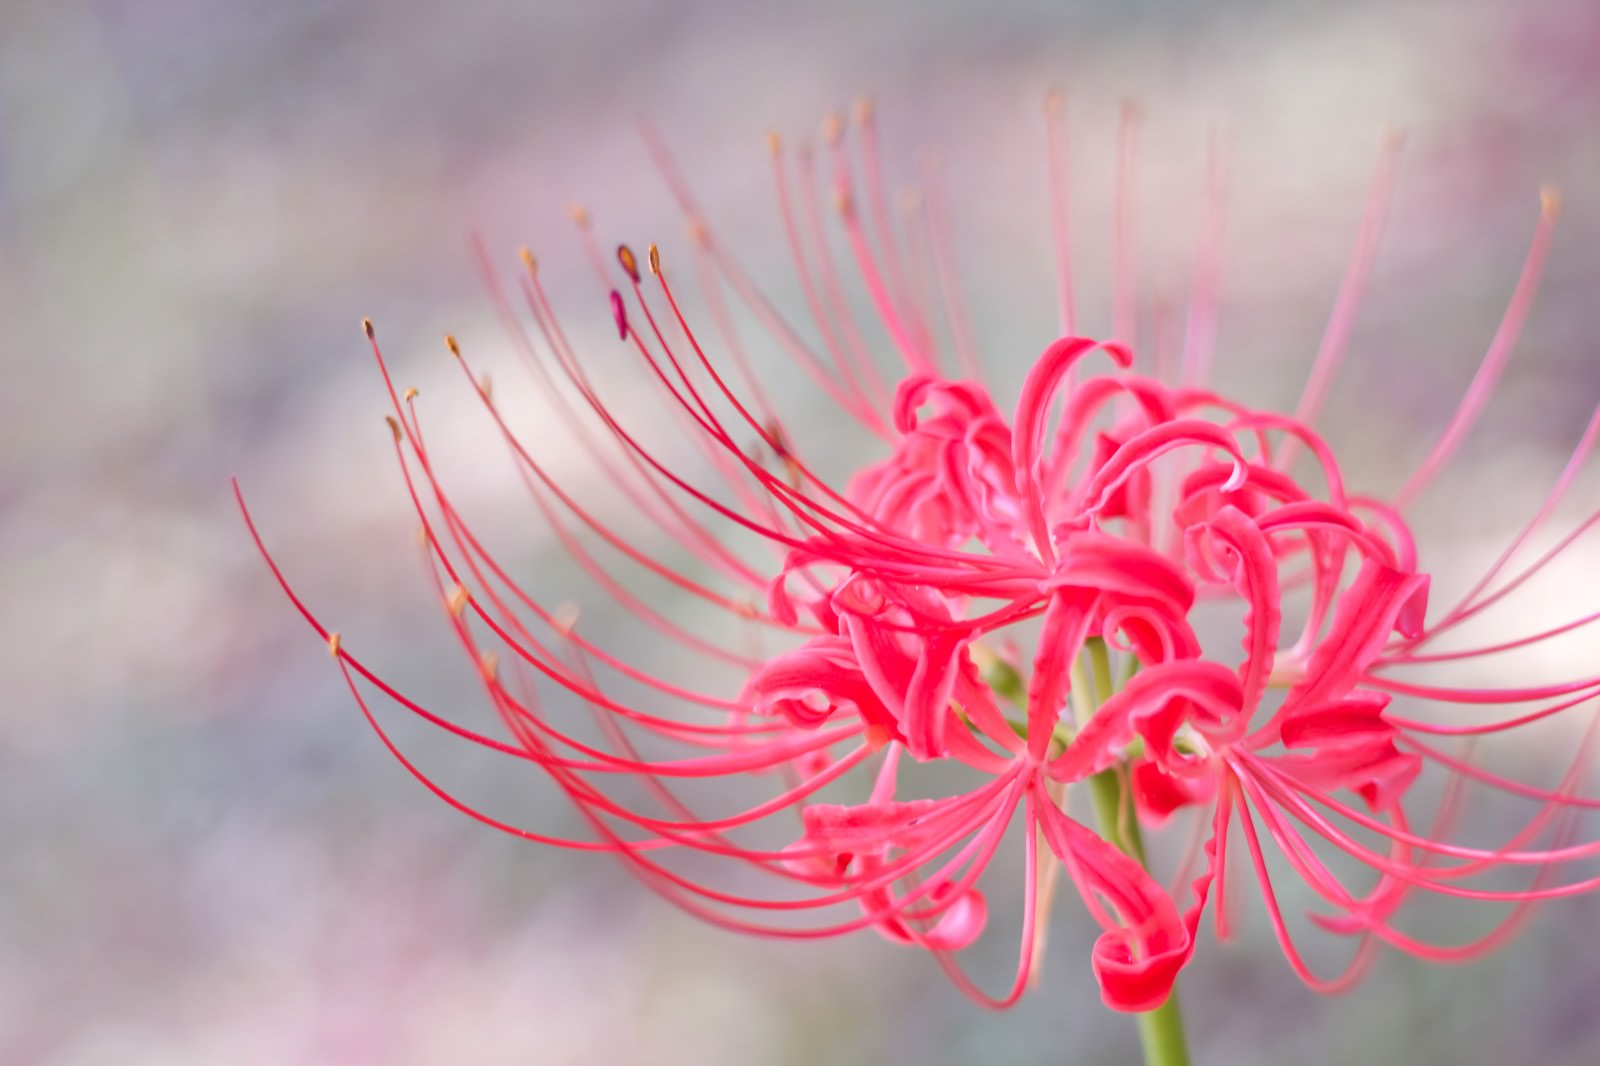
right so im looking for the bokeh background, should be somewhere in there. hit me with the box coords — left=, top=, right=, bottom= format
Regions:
left=5, top=0, right=1600, bottom=1063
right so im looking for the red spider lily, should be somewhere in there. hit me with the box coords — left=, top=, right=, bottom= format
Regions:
left=238, top=98, right=1600, bottom=1015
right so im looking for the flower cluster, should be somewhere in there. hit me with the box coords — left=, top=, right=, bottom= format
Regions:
left=241, top=100, right=1600, bottom=1013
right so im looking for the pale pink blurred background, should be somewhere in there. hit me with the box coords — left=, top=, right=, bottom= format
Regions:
left=4, top=1, right=1600, bottom=1063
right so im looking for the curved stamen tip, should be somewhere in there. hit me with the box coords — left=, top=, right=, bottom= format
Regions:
left=403, top=386, right=419, bottom=402
left=610, top=290, right=628, bottom=340
left=445, top=334, right=461, bottom=358
left=617, top=243, right=641, bottom=283
left=568, top=204, right=592, bottom=230
left=518, top=246, right=538, bottom=276
left=384, top=415, right=401, bottom=442
left=853, top=96, right=875, bottom=125
left=447, top=583, right=471, bottom=619
left=327, top=631, right=342, bottom=658
left=765, top=130, right=782, bottom=156
left=1222, top=459, right=1248, bottom=493
left=362, top=317, right=375, bottom=339
left=822, top=111, right=844, bottom=146
left=647, top=243, right=661, bottom=275
left=1541, top=185, right=1562, bottom=220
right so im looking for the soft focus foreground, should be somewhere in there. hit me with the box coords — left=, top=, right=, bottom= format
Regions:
left=7, top=2, right=1600, bottom=1065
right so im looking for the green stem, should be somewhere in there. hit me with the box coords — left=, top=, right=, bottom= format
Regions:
left=1081, top=640, right=1192, bottom=1066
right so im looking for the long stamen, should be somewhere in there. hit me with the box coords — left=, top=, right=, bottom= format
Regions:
left=1113, top=100, right=1142, bottom=353
left=1044, top=88, right=1076, bottom=338
left=1279, top=131, right=1405, bottom=470
left=1394, top=187, right=1560, bottom=509
left=1179, top=129, right=1230, bottom=389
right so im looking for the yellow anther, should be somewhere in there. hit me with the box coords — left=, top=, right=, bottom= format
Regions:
left=1541, top=185, right=1562, bottom=220
left=822, top=111, right=844, bottom=145
left=617, top=244, right=640, bottom=282
left=327, top=632, right=342, bottom=658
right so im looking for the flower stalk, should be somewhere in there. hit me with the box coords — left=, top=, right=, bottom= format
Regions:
left=1079, top=637, right=1191, bottom=1066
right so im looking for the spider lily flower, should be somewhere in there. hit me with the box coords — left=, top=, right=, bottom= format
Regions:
left=239, top=98, right=1600, bottom=1016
